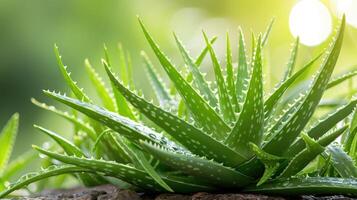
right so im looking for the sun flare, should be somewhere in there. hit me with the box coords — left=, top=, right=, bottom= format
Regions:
left=289, top=0, right=332, bottom=46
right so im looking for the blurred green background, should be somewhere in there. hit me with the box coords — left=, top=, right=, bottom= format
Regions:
left=1, top=0, right=357, bottom=155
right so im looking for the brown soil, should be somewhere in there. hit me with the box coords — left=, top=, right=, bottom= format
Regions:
left=14, top=185, right=357, bottom=200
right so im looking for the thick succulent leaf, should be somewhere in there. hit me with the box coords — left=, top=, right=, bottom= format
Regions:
left=261, top=18, right=275, bottom=46
left=85, top=59, right=116, bottom=112
left=185, top=37, right=217, bottom=84
left=318, top=99, right=346, bottom=108
left=281, top=37, right=299, bottom=82
left=105, top=64, right=247, bottom=166
left=194, top=36, right=217, bottom=66
left=250, top=143, right=284, bottom=186
left=278, top=126, right=346, bottom=177
left=141, top=51, right=173, bottom=105
left=226, top=36, right=264, bottom=158
left=279, top=134, right=325, bottom=178
left=203, top=31, right=236, bottom=123
left=125, top=143, right=173, bottom=192
left=179, top=36, right=217, bottom=119
left=103, top=46, right=136, bottom=120
left=266, top=94, right=304, bottom=140
left=140, top=140, right=254, bottom=188
left=34, top=146, right=214, bottom=193
left=106, top=133, right=134, bottom=163
left=235, top=28, right=249, bottom=106
left=225, top=33, right=238, bottom=111
left=44, top=90, right=186, bottom=154
left=0, top=113, right=19, bottom=173
left=285, top=98, right=357, bottom=157
left=349, top=132, right=357, bottom=161
left=34, top=125, right=84, bottom=157
left=138, top=18, right=230, bottom=140
left=344, top=108, right=357, bottom=152
left=324, top=144, right=357, bottom=178
left=91, top=130, right=132, bottom=163
left=0, top=165, right=95, bottom=198
left=34, top=125, right=106, bottom=186
left=326, top=68, right=357, bottom=89
left=31, top=98, right=97, bottom=140
left=279, top=67, right=357, bottom=109
left=244, top=177, right=357, bottom=196
left=54, top=45, right=90, bottom=102
left=174, top=33, right=218, bottom=107
left=263, top=17, right=345, bottom=156
left=264, top=54, right=321, bottom=119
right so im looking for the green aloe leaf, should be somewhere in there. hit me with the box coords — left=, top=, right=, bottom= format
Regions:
left=43, top=90, right=186, bottom=154
left=85, top=59, right=116, bottom=112
left=194, top=37, right=217, bottom=66
left=279, top=134, right=325, bottom=178
left=34, top=125, right=106, bottom=186
left=105, top=64, right=247, bottom=166
left=344, top=108, right=357, bottom=153
left=264, top=53, right=321, bottom=119
left=261, top=18, right=275, bottom=46
left=141, top=51, right=173, bottom=105
left=138, top=18, right=230, bottom=140
left=285, top=98, right=357, bottom=157
left=243, top=177, right=357, bottom=196
left=249, top=143, right=284, bottom=186
left=54, top=44, right=90, bottom=102
left=0, top=165, right=95, bottom=198
left=107, top=133, right=134, bottom=163
left=226, top=36, right=264, bottom=158
left=185, top=36, right=217, bottom=84
left=140, top=140, right=254, bottom=188
left=103, top=46, right=136, bottom=120
left=34, top=146, right=214, bottom=193
left=91, top=130, right=133, bottom=163
left=34, top=125, right=84, bottom=157
left=326, top=68, right=357, bottom=89
left=0, top=113, right=19, bottom=173
left=124, top=142, right=173, bottom=192
left=174, top=33, right=218, bottom=107
left=179, top=36, right=217, bottom=119
left=281, top=37, right=299, bottom=82
left=324, top=144, right=357, bottom=178
left=278, top=126, right=346, bottom=178
left=203, top=31, right=236, bottom=123
left=263, top=16, right=345, bottom=156
left=225, top=33, right=238, bottom=111
left=235, top=28, right=249, bottom=106
left=266, top=95, right=304, bottom=140
left=31, top=98, right=97, bottom=140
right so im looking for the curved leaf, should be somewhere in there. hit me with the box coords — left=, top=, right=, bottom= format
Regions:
left=105, top=64, right=247, bottom=166
left=138, top=18, right=230, bottom=140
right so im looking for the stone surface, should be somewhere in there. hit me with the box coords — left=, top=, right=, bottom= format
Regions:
left=13, top=185, right=357, bottom=200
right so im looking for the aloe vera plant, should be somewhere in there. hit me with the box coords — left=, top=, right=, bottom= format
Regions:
left=3, top=16, right=357, bottom=197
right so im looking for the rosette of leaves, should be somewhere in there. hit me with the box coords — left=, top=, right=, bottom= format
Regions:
left=3, top=16, right=357, bottom=197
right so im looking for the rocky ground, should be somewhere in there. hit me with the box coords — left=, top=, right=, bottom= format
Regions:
left=13, top=185, right=357, bottom=200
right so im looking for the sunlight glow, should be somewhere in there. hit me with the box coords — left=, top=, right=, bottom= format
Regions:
left=289, top=0, right=332, bottom=46
left=331, top=0, right=357, bottom=28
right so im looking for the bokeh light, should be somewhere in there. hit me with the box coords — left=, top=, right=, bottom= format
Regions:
left=331, top=0, right=357, bottom=28
left=289, top=0, right=332, bottom=46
